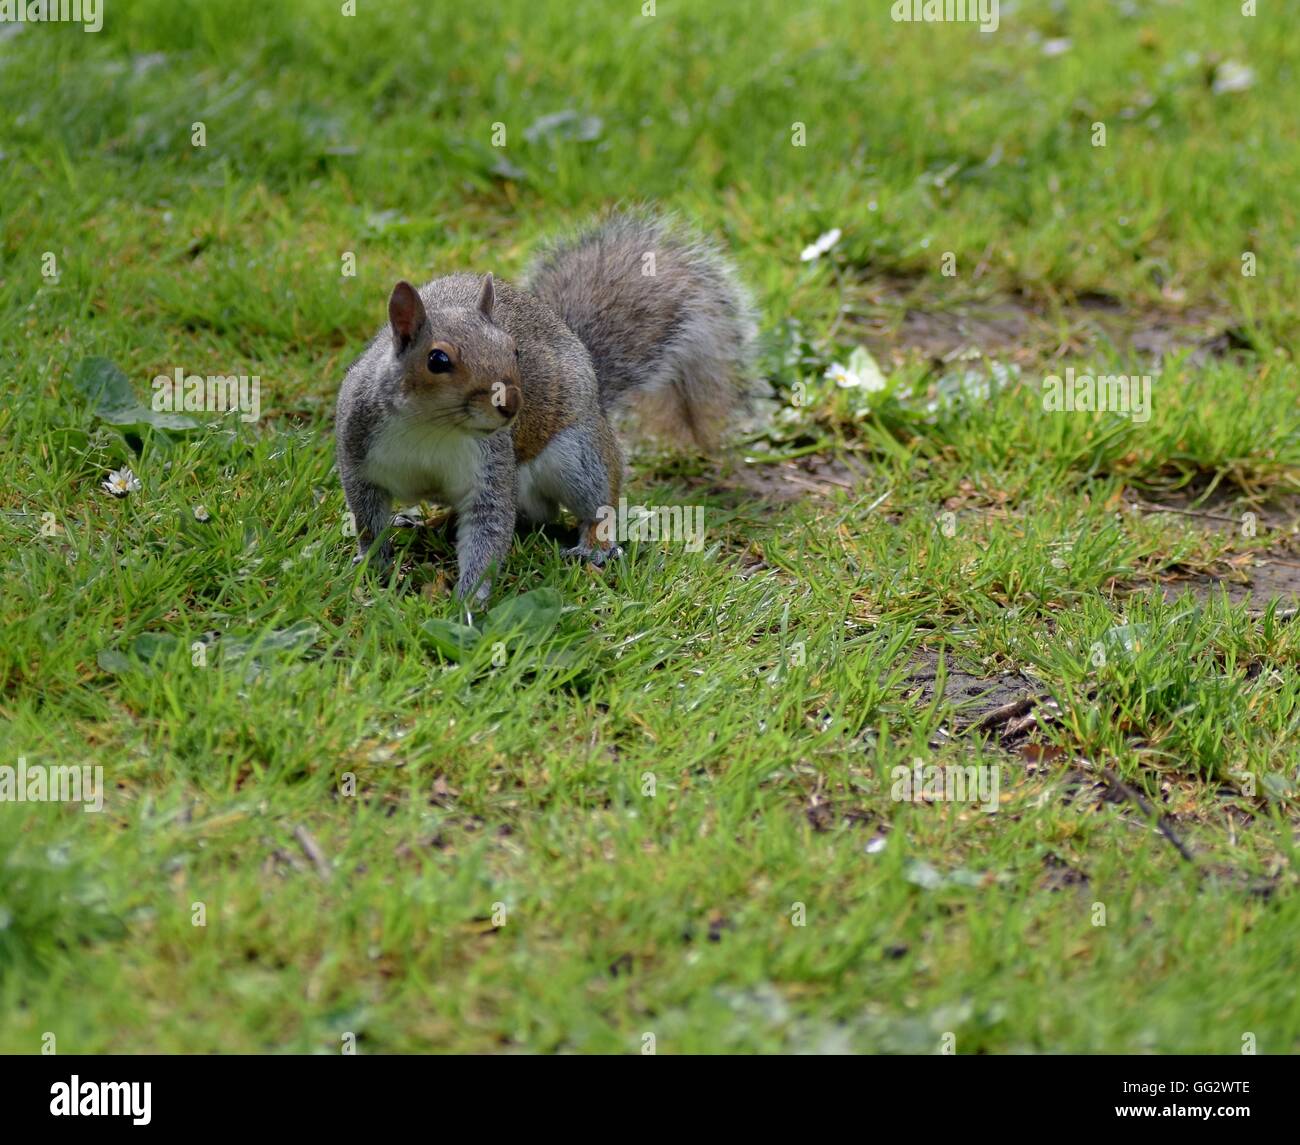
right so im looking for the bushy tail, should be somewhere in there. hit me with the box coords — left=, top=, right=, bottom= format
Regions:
left=523, top=208, right=759, bottom=449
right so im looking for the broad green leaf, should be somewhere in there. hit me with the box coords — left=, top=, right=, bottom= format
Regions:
left=131, top=633, right=183, bottom=663
left=419, top=618, right=482, bottom=661
left=72, top=357, right=201, bottom=432
left=221, top=622, right=321, bottom=663
left=95, top=649, right=134, bottom=675
left=485, top=588, right=563, bottom=637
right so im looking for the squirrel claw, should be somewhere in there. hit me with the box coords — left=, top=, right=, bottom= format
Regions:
left=562, top=542, right=623, bottom=568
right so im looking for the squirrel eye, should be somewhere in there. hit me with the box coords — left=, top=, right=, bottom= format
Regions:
left=427, top=348, right=453, bottom=373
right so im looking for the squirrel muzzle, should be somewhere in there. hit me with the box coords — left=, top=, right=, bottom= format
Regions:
left=492, top=382, right=522, bottom=420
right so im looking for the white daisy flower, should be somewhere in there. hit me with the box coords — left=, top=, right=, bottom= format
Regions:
left=102, top=468, right=141, bottom=498
left=826, top=362, right=860, bottom=388
left=192, top=505, right=210, bottom=522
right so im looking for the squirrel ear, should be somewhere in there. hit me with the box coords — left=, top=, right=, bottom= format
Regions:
left=388, top=281, right=427, bottom=353
left=476, top=273, right=495, bottom=322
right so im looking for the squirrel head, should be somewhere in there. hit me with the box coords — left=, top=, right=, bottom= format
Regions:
left=386, top=274, right=522, bottom=434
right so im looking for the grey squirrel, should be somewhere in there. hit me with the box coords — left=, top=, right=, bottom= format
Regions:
left=335, top=209, right=757, bottom=604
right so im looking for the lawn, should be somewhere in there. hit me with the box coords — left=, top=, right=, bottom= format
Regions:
left=1, top=0, right=1298, bottom=1053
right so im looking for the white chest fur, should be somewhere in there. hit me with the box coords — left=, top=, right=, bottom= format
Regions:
left=361, top=418, right=484, bottom=509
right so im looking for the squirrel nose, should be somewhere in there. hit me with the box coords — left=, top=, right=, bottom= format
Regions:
left=496, top=384, right=521, bottom=418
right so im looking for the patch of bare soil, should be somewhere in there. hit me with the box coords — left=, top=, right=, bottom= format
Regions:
left=675, top=450, right=869, bottom=506
left=1157, top=552, right=1300, bottom=611
left=846, top=278, right=1245, bottom=367
left=1134, top=487, right=1300, bottom=534
left=901, top=649, right=1038, bottom=729
left=718, top=453, right=866, bottom=503
left=1132, top=489, right=1300, bottom=612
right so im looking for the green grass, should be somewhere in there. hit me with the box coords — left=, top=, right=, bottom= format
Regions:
left=2, top=0, right=1299, bottom=1054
